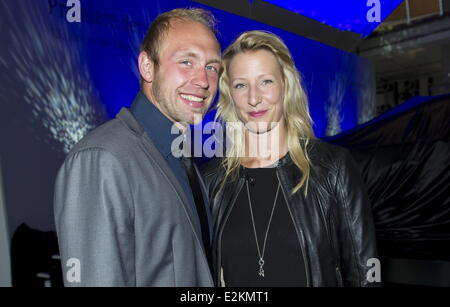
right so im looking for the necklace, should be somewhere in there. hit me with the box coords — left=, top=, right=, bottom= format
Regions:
left=246, top=179, right=281, bottom=278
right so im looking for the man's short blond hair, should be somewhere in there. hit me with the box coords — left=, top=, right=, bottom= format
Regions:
left=140, top=8, right=218, bottom=68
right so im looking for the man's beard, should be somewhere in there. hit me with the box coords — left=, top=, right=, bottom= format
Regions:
left=152, top=71, right=209, bottom=125
left=152, top=74, right=183, bottom=123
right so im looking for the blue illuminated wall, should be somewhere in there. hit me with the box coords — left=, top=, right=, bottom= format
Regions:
left=0, top=0, right=374, bottom=233
left=60, top=0, right=374, bottom=137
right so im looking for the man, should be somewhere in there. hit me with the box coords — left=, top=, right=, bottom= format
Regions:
left=54, top=8, right=221, bottom=286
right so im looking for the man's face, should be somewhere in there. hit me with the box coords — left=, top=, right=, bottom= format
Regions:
left=148, top=20, right=221, bottom=125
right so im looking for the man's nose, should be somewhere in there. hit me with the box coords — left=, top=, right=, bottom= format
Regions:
left=192, top=68, right=209, bottom=89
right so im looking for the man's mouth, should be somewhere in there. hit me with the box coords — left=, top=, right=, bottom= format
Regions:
left=180, top=94, right=206, bottom=108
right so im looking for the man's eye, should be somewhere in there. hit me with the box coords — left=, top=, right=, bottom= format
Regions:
left=181, top=60, right=192, bottom=66
left=206, top=65, right=218, bottom=73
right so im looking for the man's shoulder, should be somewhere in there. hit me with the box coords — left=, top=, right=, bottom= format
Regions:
left=67, top=110, right=144, bottom=160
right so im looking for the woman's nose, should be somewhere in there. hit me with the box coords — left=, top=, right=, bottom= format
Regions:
left=248, top=88, right=262, bottom=107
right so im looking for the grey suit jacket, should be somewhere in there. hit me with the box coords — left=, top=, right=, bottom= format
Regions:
left=54, top=108, right=214, bottom=286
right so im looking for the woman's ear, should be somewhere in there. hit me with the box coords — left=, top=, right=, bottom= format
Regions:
left=138, top=51, right=154, bottom=83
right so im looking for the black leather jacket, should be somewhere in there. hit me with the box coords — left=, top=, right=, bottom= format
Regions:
left=201, top=140, right=379, bottom=287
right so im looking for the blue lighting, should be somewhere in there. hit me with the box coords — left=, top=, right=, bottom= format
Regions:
left=57, top=0, right=376, bottom=138
left=0, top=0, right=376, bottom=152
left=262, top=0, right=404, bottom=37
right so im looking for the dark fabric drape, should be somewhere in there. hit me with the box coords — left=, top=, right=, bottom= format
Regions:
left=11, top=223, right=63, bottom=287
left=326, top=95, right=450, bottom=261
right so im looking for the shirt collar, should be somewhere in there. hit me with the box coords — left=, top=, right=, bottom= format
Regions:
left=130, top=92, right=183, bottom=158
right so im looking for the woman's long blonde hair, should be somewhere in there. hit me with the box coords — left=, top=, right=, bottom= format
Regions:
left=216, top=30, right=316, bottom=194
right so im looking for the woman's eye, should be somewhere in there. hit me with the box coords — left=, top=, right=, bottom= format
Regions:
left=233, top=83, right=245, bottom=89
left=181, top=60, right=192, bottom=66
left=262, top=79, right=273, bottom=85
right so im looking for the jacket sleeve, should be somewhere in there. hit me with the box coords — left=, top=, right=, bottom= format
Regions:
left=54, top=148, right=135, bottom=286
left=335, top=149, right=380, bottom=287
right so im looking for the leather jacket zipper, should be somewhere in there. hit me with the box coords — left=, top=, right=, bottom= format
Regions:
left=276, top=171, right=311, bottom=287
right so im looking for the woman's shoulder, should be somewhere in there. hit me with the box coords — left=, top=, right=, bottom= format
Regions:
left=306, top=139, right=353, bottom=169
left=303, top=140, right=363, bottom=195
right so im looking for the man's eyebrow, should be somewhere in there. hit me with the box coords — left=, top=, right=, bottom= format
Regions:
left=182, top=52, right=199, bottom=58
left=176, top=51, right=221, bottom=65
left=207, top=58, right=222, bottom=65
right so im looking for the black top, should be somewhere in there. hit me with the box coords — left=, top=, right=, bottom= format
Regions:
left=221, top=166, right=307, bottom=286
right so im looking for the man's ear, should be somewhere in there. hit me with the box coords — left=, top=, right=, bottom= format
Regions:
left=138, top=51, right=154, bottom=83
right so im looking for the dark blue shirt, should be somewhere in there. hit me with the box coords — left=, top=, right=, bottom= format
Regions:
left=129, top=92, right=210, bottom=236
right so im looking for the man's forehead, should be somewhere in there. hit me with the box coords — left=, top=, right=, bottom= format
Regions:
left=167, top=19, right=213, bottom=37
left=159, top=19, right=221, bottom=59
left=173, top=48, right=221, bottom=62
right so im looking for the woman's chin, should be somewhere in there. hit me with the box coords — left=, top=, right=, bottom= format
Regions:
left=244, top=122, right=279, bottom=135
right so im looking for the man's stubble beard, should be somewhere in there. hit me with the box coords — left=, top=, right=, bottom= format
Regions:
left=152, top=72, right=184, bottom=124
left=152, top=72, right=208, bottom=125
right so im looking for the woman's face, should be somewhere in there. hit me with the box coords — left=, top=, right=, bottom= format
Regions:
left=228, top=49, right=285, bottom=134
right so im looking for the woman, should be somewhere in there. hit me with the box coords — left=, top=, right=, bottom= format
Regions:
left=202, top=31, right=378, bottom=287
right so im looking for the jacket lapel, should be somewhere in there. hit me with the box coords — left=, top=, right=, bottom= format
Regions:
left=117, top=109, right=204, bottom=245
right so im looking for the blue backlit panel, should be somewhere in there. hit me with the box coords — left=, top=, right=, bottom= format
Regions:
left=0, top=0, right=376, bottom=147
left=263, top=0, right=404, bottom=37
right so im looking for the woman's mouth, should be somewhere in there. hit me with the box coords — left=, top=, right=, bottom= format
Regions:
left=248, top=110, right=267, bottom=118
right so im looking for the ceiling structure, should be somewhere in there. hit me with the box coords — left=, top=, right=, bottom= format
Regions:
left=193, top=0, right=404, bottom=52
left=262, top=0, right=404, bottom=37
